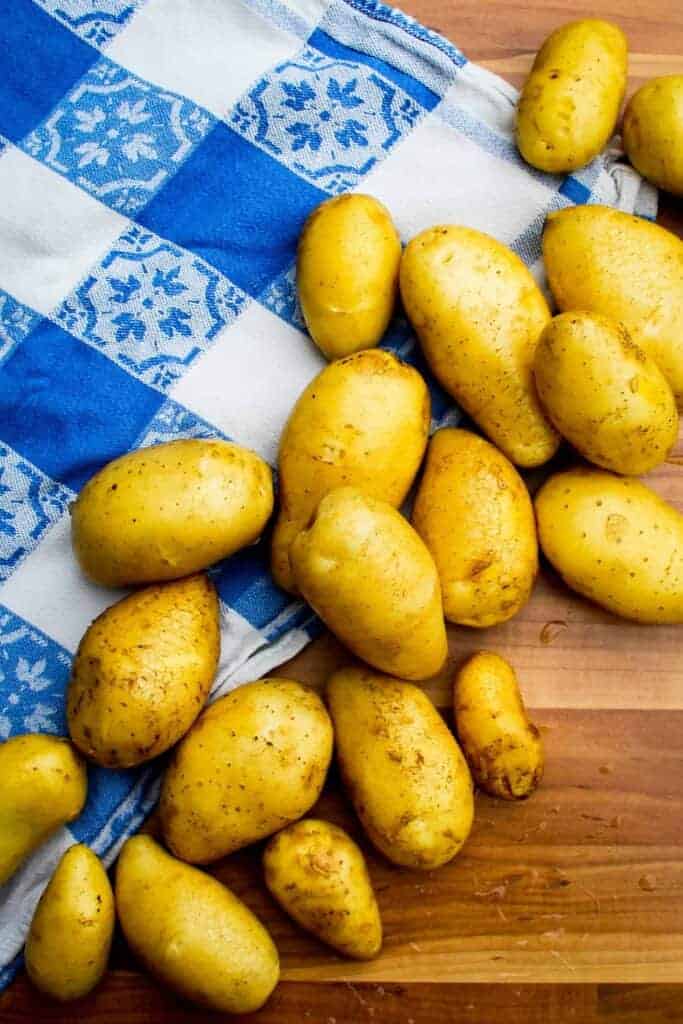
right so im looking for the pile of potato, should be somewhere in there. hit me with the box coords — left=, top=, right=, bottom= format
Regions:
left=1, top=15, right=682, bottom=1015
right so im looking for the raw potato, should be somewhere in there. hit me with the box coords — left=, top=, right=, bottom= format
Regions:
left=454, top=652, right=544, bottom=800
left=328, top=668, right=474, bottom=869
left=516, top=19, right=627, bottom=172
left=536, top=467, right=683, bottom=623
left=543, top=205, right=683, bottom=406
left=71, top=439, right=273, bottom=587
left=298, top=194, right=401, bottom=359
left=67, top=574, right=220, bottom=768
left=160, top=679, right=333, bottom=863
left=263, top=819, right=382, bottom=960
left=116, top=836, right=279, bottom=1014
left=534, top=312, right=678, bottom=475
left=412, top=428, right=538, bottom=627
left=400, top=225, right=558, bottom=467
left=272, top=349, right=430, bottom=593
left=290, top=487, right=447, bottom=681
left=0, top=735, right=87, bottom=886
left=623, top=76, right=683, bottom=196
left=25, top=844, right=114, bottom=1001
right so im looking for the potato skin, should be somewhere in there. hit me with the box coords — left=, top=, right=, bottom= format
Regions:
left=71, top=439, right=274, bottom=587
left=25, top=844, right=114, bottom=1001
left=116, top=836, right=279, bottom=1014
left=412, top=428, right=538, bottom=627
left=160, top=679, right=333, bottom=864
left=534, top=312, right=678, bottom=475
left=543, top=206, right=683, bottom=406
left=67, top=574, right=220, bottom=768
left=400, top=225, right=558, bottom=467
left=535, top=467, right=683, bottom=623
left=327, top=668, right=473, bottom=870
left=516, top=19, right=627, bottom=173
left=272, top=349, right=430, bottom=593
left=263, top=819, right=382, bottom=960
left=454, top=652, right=544, bottom=800
left=298, top=194, right=401, bottom=359
left=624, top=76, right=683, bottom=196
left=290, top=487, right=447, bottom=681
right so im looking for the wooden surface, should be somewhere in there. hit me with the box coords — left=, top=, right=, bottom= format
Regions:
left=3, top=2, right=683, bottom=1022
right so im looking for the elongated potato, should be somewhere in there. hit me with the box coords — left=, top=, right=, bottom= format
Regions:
left=400, top=225, right=558, bottom=467
left=623, top=76, right=683, bottom=196
left=298, top=194, right=401, bottom=359
left=272, top=349, right=430, bottom=593
left=535, top=467, right=683, bottom=623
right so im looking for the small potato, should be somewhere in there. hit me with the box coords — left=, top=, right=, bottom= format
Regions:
left=536, top=467, right=683, bottom=623
left=160, top=679, right=333, bottom=864
left=290, top=487, right=447, bottom=681
left=327, top=667, right=474, bottom=870
left=516, top=19, right=627, bottom=172
left=263, top=819, right=382, bottom=960
left=71, top=439, right=273, bottom=587
left=534, top=312, right=678, bottom=475
left=624, top=76, right=683, bottom=196
left=25, top=844, right=114, bottom=1001
left=298, top=194, right=401, bottom=359
left=454, top=652, right=544, bottom=800
left=412, top=428, right=538, bottom=627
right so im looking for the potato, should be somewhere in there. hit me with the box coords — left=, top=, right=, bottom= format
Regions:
left=116, top=835, right=278, bottom=1014
left=67, top=574, right=220, bottom=768
left=71, top=439, right=273, bottom=586
left=298, top=194, right=401, bottom=359
left=624, top=76, right=683, bottom=196
left=516, top=19, right=627, bottom=173
left=454, top=652, right=544, bottom=800
left=543, top=205, right=683, bottom=406
left=272, top=349, right=430, bottom=593
left=534, top=312, right=678, bottom=475
left=160, top=678, right=333, bottom=863
left=327, top=667, right=473, bottom=869
left=25, top=844, right=114, bottom=1001
left=290, top=487, right=447, bottom=681
left=412, top=428, right=537, bottom=627
left=263, top=819, right=382, bottom=960
left=400, top=225, right=558, bottom=467
left=0, top=735, right=87, bottom=886
left=535, top=467, right=683, bottom=623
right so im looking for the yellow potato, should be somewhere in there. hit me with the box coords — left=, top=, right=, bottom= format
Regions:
left=327, top=667, right=473, bottom=870
left=543, top=205, right=683, bottom=406
left=412, top=428, right=537, bottom=627
left=67, top=574, right=220, bottom=768
left=0, top=735, right=87, bottom=886
left=272, top=349, right=430, bottom=593
left=454, top=652, right=544, bottom=800
left=624, top=76, right=683, bottom=196
left=290, top=487, right=447, bottom=681
left=534, top=312, right=678, bottom=475
left=297, top=194, right=401, bottom=359
left=116, top=835, right=279, bottom=1014
left=516, top=19, right=627, bottom=172
left=400, top=225, right=558, bottom=467
left=25, top=844, right=114, bottom=1001
left=160, top=678, right=333, bottom=863
left=71, top=439, right=273, bottom=587
left=536, top=467, right=683, bottom=623
left=263, top=819, right=382, bottom=960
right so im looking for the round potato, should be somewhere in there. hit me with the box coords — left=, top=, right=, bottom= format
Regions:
left=534, top=312, right=678, bottom=475
left=624, top=75, right=683, bottom=196
left=536, top=467, right=683, bottom=623
left=71, top=439, right=273, bottom=587
left=412, top=428, right=538, bottom=627
left=298, top=194, right=401, bottom=359
left=454, top=652, right=544, bottom=800
left=400, top=225, right=558, bottom=467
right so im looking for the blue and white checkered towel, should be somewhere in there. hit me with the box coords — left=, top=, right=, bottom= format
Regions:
left=0, top=0, right=655, bottom=986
